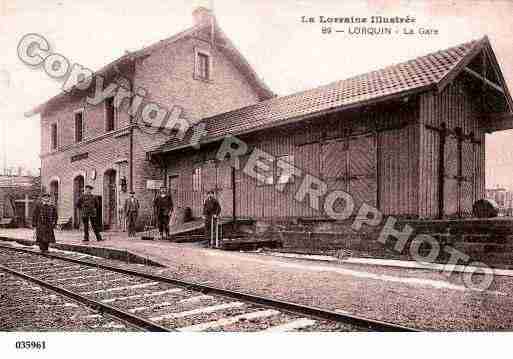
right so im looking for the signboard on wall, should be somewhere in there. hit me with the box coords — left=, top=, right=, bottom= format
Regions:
left=146, top=180, right=164, bottom=190
left=71, top=152, right=89, bottom=163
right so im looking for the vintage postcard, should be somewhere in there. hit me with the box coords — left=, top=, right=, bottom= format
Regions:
left=1, top=0, right=513, bottom=357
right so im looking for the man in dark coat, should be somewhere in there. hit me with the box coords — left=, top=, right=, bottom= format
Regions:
left=203, top=190, right=221, bottom=248
left=124, top=191, right=140, bottom=238
left=76, top=185, right=103, bottom=242
left=32, top=193, right=57, bottom=253
left=153, top=186, right=173, bottom=240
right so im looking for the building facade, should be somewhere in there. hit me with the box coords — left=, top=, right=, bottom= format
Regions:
left=150, top=37, right=513, bottom=221
left=29, top=8, right=273, bottom=229
left=31, top=9, right=513, bottom=231
left=486, top=187, right=513, bottom=216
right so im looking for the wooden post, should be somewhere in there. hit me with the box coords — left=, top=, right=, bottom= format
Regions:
left=438, top=123, right=447, bottom=219
left=231, top=167, right=236, bottom=222
left=210, top=215, right=214, bottom=247
left=481, top=51, right=487, bottom=111
left=215, top=216, right=220, bottom=248
left=455, top=127, right=464, bottom=218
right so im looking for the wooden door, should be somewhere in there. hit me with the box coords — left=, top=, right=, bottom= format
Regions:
left=73, top=176, right=84, bottom=229
left=443, top=133, right=476, bottom=218
left=321, top=139, right=349, bottom=215
left=442, top=129, right=477, bottom=218
left=202, top=161, right=217, bottom=193
left=348, top=134, right=377, bottom=208
left=168, top=175, right=179, bottom=202
left=104, top=171, right=117, bottom=228
left=321, top=133, right=377, bottom=216
left=460, top=140, right=476, bottom=216
left=296, top=142, right=321, bottom=217
left=443, top=134, right=459, bottom=217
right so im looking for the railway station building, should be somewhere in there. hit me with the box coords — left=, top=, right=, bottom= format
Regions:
left=28, top=7, right=274, bottom=230
left=149, top=36, right=513, bottom=222
left=30, top=8, right=513, bottom=234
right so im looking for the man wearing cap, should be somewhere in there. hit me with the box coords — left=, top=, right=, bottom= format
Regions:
left=153, top=186, right=173, bottom=240
left=203, top=190, right=221, bottom=248
left=76, top=185, right=103, bottom=242
left=124, top=191, right=140, bottom=238
left=32, top=193, right=57, bottom=253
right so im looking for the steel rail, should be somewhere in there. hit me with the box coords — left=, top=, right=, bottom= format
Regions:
left=0, top=261, right=172, bottom=332
left=0, top=244, right=420, bottom=332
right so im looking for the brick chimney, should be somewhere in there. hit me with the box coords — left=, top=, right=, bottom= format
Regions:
left=192, top=6, right=215, bottom=26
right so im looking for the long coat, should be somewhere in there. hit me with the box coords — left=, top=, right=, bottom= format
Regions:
left=203, top=196, right=221, bottom=217
left=153, top=195, right=174, bottom=217
left=124, top=197, right=140, bottom=215
left=32, top=202, right=57, bottom=244
left=76, top=194, right=99, bottom=218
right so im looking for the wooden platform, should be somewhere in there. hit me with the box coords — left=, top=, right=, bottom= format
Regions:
left=140, top=218, right=234, bottom=241
left=403, top=217, right=513, bottom=236
left=0, top=218, right=14, bottom=228
left=220, top=237, right=281, bottom=251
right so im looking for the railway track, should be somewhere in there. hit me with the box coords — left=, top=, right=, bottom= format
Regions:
left=0, top=244, right=419, bottom=332
left=0, top=270, right=138, bottom=331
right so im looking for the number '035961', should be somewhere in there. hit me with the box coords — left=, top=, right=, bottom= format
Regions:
left=15, top=341, right=46, bottom=350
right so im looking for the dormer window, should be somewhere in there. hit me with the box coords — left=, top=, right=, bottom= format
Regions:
left=195, top=49, right=212, bottom=81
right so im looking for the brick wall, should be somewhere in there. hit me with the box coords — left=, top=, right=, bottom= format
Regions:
left=41, top=73, right=132, bottom=157
left=41, top=132, right=131, bottom=224
left=40, top=32, right=264, bottom=230
left=133, top=36, right=261, bottom=123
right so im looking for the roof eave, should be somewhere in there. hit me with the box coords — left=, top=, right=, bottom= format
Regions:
left=482, top=112, right=513, bottom=133
left=26, top=22, right=275, bottom=117
left=436, top=36, right=513, bottom=114
left=149, top=84, right=435, bottom=157
left=436, top=37, right=487, bottom=94
left=214, top=27, right=274, bottom=100
left=481, top=39, right=513, bottom=113
left=25, top=54, right=136, bottom=117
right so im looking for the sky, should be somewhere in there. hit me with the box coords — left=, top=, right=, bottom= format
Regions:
left=0, top=0, right=513, bottom=188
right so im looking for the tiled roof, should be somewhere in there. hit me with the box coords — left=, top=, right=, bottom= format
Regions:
left=27, top=22, right=274, bottom=116
left=154, top=38, right=487, bottom=154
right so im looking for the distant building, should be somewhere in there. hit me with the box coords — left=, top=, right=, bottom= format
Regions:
left=486, top=187, right=513, bottom=216
left=0, top=175, right=41, bottom=226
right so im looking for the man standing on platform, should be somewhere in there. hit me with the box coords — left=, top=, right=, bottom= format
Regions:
left=124, top=191, right=140, bottom=238
left=153, top=186, right=173, bottom=240
left=203, top=190, right=221, bottom=248
left=32, top=193, right=57, bottom=253
left=76, top=185, right=103, bottom=243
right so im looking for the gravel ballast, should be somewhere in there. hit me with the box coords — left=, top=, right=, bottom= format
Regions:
left=3, top=238, right=513, bottom=330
